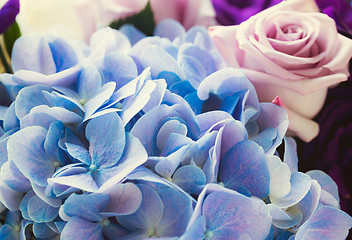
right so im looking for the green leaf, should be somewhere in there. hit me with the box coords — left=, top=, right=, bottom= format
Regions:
left=4, top=21, right=21, bottom=56
left=110, top=2, right=155, bottom=36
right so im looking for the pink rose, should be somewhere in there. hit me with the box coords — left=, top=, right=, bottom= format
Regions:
left=209, top=0, right=352, bottom=142
left=150, top=0, right=217, bottom=29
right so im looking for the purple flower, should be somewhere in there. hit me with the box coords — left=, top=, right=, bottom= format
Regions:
left=0, top=0, right=19, bottom=34
left=212, top=0, right=352, bottom=37
left=211, top=0, right=281, bottom=25
left=316, top=0, right=352, bottom=37
left=297, top=79, right=352, bottom=216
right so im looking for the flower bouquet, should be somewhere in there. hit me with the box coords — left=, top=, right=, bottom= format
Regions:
left=0, top=0, right=351, bottom=239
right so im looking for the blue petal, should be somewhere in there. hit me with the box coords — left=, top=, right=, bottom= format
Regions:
left=117, top=184, right=164, bottom=231
left=154, top=19, right=186, bottom=41
left=102, top=182, right=142, bottom=216
left=77, top=65, right=102, bottom=101
left=172, top=165, right=206, bottom=194
left=219, top=140, right=270, bottom=199
left=49, top=37, right=78, bottom=72
left=33, top=222, right=57, bottom=238
left=156, top=187, right=193, bottom=236
left=95, top=133, right=147, bottom=192
left=27, top=194, right=59, bottom=222
left=63, top=193, right=109, bottom=221
left=0, top=180, right=23, bottom=211
left=12, top=35, right=56, bottom=74
left=295, top=205, right=352, bottom=240
left=202, top=191, right=272, bottom=239
left=306, top=170, right=339, bottom=202
left=119, top=24, right=146, bottom=45
left=7, top=126, right=54, bottom=187
left=20, top=112, right=57, bottom=129
left=14, top=85, right=52, bottom=119
left=65, top=143, right=91, bottom=166
left=94, top=52, right=137, bottom=88
left=61, top=216, right=103, bottom=240
left=141, top=45, right=185, bottom=79
left=86, top=112, right=125, bottom=168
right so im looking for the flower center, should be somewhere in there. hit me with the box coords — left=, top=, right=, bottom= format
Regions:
left=89, top=164, right=98, bottom=172
left=53, top=161, right=61, bottom=168
left=147, top=228, right=158, bottom=238
left=205, top=230, right=213, bottom=239
left=14, top=225, right=21, bottom=232
left=79, top=99, right=87, bottom=105
left=101, top=218, right=110, bottom=226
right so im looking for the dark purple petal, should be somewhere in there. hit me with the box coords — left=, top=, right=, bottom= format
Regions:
left=0, top=0, right=19, bottom=34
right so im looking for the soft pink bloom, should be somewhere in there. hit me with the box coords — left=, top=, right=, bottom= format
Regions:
left=209, top=0, right=352, bottom=142
left=97, top=0, right=148, bottom=25
left=150, top=0, right=217, bottom=29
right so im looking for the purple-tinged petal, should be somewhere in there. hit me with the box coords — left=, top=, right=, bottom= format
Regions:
left=254, top=103, right=289, bottom=155
left=156, top=187, right=193, bottom=236
left=0, top=161, right=31, bottom=192
left=202, top=191, right=272, bottom=239
left=102, top=182, right=142, bottom=216
left=117, top=184, right=164, bottom=231
left=219, top=140, right=270, bottom=199
left=154, top=18, right=186, bottom=41
left=172, top=165, right=206, bottom=194
left=0, top=180, right=23, bottom=211
left=61, top=217, right=103, bottom=240
left=86, top=112, right=125, bottom=168
left=295, top=205, right=352, bottom=240
left=197, top=111, right=233, bottom=134
left=306, top=170, right=339, bottom=202
left=19, top=190, right=35, bottom=220
left=95, top=133, right=147, bottom=192
left=63, top=193, right=109, bottom=221
left=154, top=145, right=189, bottom=179
left=7, top=126, right=54, bottom=187
left=293, top=180, right=322, bottom=230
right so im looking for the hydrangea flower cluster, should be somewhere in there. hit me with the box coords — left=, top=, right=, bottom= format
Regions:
left=0, top=19, right=351, bottom=239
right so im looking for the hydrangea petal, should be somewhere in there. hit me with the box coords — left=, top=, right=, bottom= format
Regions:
left=7, top=126, right=53, bottom=187
left=172, top=165, right=206, bottom=194
left=63, top=193, right=109, bottom=221
left=271, top=172, right=311, bottom=208
left=117, top=184, right=164, bottom=231
left=203, top=191, right=272, bottom=239
left=156, top=187, right=193, bottom=236
left=295, top=205, right=352, bottom=240
left=27, top=194, right=59, bottom=222
left=219, top=140, right=270, bottom=199
left=61, top=217, right=103, bottom=240
left=86, top=112, right=125, bottom=168
left=102, top=182, right=142, bottom=216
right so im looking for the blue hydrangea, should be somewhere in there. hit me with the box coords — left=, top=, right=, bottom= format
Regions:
left=0, top=18, right=350, bottom=240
